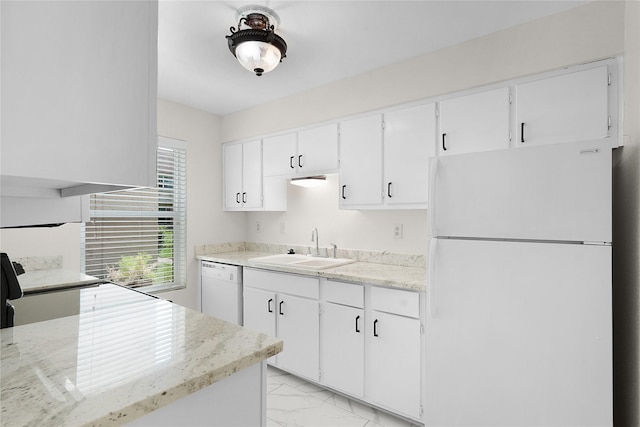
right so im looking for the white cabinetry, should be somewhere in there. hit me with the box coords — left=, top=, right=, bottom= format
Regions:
left=243, top=269, right=320, bottom=381
left=321, top=281, right=365, bottom=397
left=223, top=140, right=262, bottom=210
left=263, top=124, right=339, bottom=177
left=339, top=114, right=384, bottom=207
left=223, top=140, right=286, bottom=211
left=515, top=65, right=610, bottom=146
left=321, top=280, right=423, bottom=420
left=1, top=1, right=157, bottom=195
left=438, top=87, right=511, bottom=155
left=384, top=103, right=436, bottom=206
left=0, top=1, right=158, bottom=227
left=366, top=286, right=422, bottom=419
left=340, top=105, right=435, bottom=209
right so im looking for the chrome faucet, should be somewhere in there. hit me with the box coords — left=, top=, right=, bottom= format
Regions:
left=310, top=227, right=320, bottom=257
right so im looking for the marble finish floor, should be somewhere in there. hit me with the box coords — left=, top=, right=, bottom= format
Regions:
left=266, top=367, right=422, bottom=427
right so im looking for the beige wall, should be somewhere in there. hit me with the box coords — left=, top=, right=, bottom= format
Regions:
left=155, top=100, right=245, bottom=309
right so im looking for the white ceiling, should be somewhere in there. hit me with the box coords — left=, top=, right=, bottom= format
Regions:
left=158, top=0, right=590, bottom=116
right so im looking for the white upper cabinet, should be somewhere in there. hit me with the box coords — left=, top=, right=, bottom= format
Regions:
left=297, top=123, right=339, bottom=174
left=384, top=103, right=436, bottom=206
left=263, top=123, right=339, bottom=177
left=339, top=114, right=384, bottom=207
left=438, top=87, right=511, bottom=155
left=515, top=65, right=610, bottom=147
left=223, top=140, right=263, bottom=210
left=224, top=140, right=286, bottom=211
left=1, top=1, right=158, bottom=196
left=340, top=105, right=436, bottom=209
left=263, top=133, right=298, bottom=176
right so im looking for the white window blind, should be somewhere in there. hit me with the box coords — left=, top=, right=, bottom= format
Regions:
left=82, top=138, right=187, bottom=291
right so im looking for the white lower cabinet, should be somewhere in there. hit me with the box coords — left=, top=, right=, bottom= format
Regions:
left=321, top=286, right=365, bottom=397
left=243, top=269, right=423, bottom=421
left=320, top=280, right=423, bottom=421
left=243, top=269, right=320, bottom=381
left=366, top=310, right=422, bottom=419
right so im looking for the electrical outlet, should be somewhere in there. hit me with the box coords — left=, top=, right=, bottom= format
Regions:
left=256, top=221, right=261, bottom=232
left=280, top=222, right=286, bottom=234
left=393, top=223, right=403, bottom=239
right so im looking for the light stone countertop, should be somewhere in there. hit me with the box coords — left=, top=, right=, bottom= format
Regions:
left=18, top=268, right=102, bottom=294
left=0, top=283, right=283, bottom=427
left=198, top=250, right=427, bottom=291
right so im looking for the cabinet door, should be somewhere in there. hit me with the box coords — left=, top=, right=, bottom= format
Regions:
left=439, top=87, right=510, bottom=155
left=298, top=123, right=339, bottom=174
left=1, top=1, right=157, bottom=190
left=366, top=311, right=421, bottom=419
left=263, top=133, right=297, bottom=176
left=321, top=302, right=364, bottom=397
left=384, top=103, right=436, bottom=206
left=339, top=115, right=383, bottom=207
left=242, top=140, right=263, bottom=209
left=223, top=143, right=243, bottom=209
left=516, top=66, right=609, bottom=146
left=276, top=294, right=320, bottom=381
left=243, top=287, right=277, bottom=337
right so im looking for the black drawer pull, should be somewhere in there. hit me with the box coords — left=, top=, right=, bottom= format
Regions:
left=373, top=319, right=379, bottom=337
left=355, top=315, right=361, bottom=333
left=267, top=298, right=273, bottom=313
left=279, top=301, right=284, bottom=315
left=442, top=133, right=447, bottom=151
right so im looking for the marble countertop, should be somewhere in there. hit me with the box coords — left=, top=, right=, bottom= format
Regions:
left=0, top=283, right=283, bottom=427
left=198, top=251, right=426, bottom=291
left=18, top=268, right=102, bottom=294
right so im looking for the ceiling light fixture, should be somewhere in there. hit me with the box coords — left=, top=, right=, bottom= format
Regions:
left=290, top=176, right=326, bottom=188
left=225, top=5, right=287, bottom=77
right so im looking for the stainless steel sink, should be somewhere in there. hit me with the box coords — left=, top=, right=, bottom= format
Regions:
left=249, top=254, right=355, bottom=270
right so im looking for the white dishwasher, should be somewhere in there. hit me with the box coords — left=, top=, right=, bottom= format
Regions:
left=201, top=261, right=243, bottom=325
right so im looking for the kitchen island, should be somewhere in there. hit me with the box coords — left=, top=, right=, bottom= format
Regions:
left=0, top=283, right=282, bottom=426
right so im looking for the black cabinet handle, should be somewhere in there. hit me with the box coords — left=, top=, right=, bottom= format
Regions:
left=341, top=185, right=347, bottom=200
left=279, top=301, right=284, bottom=315
left=268, top=298, right=273, bottom=313
left=387, top=182, right=392, bottom=198
left=355, top=315, right=361, bottom=333
left=290, top=156, right=295, bottom=169
left=242, top=192, right=247, bottom=203
left=442, top=133, right=447, bottom=151
left=373, top=319, right=379, bottom=337
left=521, top=123, right=525, bottom=143
left=236, top=192, right=240, bottom=204
left=298, top=154, right=303, bottom=168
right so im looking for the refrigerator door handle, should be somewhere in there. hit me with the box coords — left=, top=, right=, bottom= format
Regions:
left=428, top=157, right=439, bottom=237
left=428, top=238, right=437, bottom=317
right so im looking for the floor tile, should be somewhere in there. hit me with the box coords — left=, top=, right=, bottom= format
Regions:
left=266, top=366, right=420, bottom=427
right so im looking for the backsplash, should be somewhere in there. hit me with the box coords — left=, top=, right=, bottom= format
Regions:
left=195, top=242, right=425, bottom=268
left=13, top=255, right=63, bottom=272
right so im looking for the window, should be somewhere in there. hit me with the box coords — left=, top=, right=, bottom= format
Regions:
left=82, top=137, right=187, bottom=291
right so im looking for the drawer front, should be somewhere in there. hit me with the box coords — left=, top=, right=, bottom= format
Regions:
left=370, top=286, right=420, bottom=318
left=244, top=268, right=319, bottom=299
left=323, top=280, right=364, bottom=308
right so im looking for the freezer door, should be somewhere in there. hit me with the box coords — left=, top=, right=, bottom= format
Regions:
left=425, top=238, right=612, bottom=426
left=429, top=140, right=612, bottom=243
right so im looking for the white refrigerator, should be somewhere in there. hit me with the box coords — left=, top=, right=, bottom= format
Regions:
left=425, top=140, right=613, bottom=426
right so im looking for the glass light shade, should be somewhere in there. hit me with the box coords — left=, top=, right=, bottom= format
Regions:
left=235, top=41, right=282, bottom=74
left=290, top=176, right=326, bottom=188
